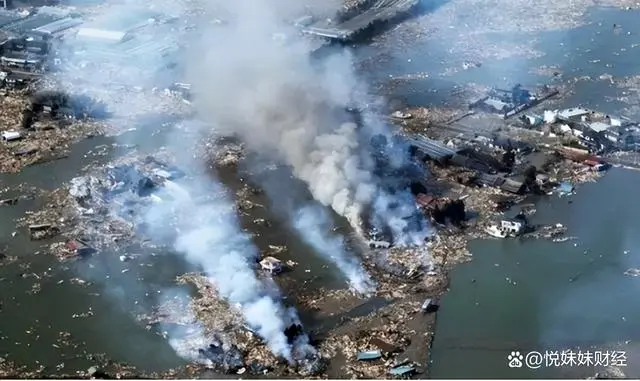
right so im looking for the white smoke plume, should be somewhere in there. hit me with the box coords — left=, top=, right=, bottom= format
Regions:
left=147, top=174, right=312, bottom=361
left=47, top=0, right=314, bottom=363
left=189, top=0, right=431, bottom=246
left=293, top=204, right=376, bottom=294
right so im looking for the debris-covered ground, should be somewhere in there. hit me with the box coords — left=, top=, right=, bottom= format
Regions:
left=11, top=148, right=444, bottom=377
left=0, top=92, right=104, bottom=173
left=0, top=76, right=193, bottom=174
left=370, top=0, right=640, bottom=70
left=10, top=121, right=601, bottom=377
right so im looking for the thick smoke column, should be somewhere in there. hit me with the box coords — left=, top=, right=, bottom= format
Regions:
left=190, top=0, right=430, bottom=246
left=156, top=178, right=302, bottom=360
left=293, top=204, right=375, bottom=294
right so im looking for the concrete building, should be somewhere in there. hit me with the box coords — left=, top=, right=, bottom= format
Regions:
left=558, top=107, right=591, bottom=121
left=260, top=256, right=283, bottom=275
left=75, top=10, right=162, bottom=45
left=35, top=17, right=83, bottom=37
left=500, top=217, right=525, bottom=236
left=76, top=27, right=128, bottom=44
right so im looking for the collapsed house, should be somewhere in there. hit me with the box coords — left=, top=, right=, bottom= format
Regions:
left=470, top=84, right=558, bottom=118
left=198, top=342, right=244, bottom=373
left=555, top=146, right=610, bottom=171
left=415, top=193, right=466, bottom=226
left=474, top=173, right=526, bottom=195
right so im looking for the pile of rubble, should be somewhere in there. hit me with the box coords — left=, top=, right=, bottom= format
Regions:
left=210, top=139, right=245, bottom=167
left=318, top=299, right=431, bottom=378
left=392, top=106, right=463, bottom=135
left=18, top=188, right=73, bottom=242
left=0, top=92, right=106, bottom=173
left=145, top=273, right=325, bottom=377
left=18, top=153, right=194, bottom=260
left=174, top=274, right=245, bottom=341
left=522, top=223, right=568, bottom=240
left=545, top=158, right=603, bottom=185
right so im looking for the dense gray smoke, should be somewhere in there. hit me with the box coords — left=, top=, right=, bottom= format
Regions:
left=190, top=0, right=431, bottom=246
left=293, top=204, right=375, bottom=294
left=49, top=0, right=314, bottom=363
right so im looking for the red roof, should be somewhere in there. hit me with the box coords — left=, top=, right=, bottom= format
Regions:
left=416, top=194, right=436, bottom=207
left=66, top=240, right=80, bottom=250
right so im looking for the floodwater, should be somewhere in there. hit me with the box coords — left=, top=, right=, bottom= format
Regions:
left=430, top=169, right=640, bottom=378
left=2, top=2, right=640, bottom=378
left=0, top=126, right=357, bottom=373
left=394, top=7, right=640, bottom=379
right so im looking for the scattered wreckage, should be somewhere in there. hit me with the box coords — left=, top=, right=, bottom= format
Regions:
left=470, top=84, right=559, bottom=119
left=21, top=90, right=108, bottom=129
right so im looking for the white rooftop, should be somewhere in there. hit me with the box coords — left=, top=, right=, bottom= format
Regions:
left=558, top=107, right=591, bottom=119
left=590, top=122, right=612, bottom=132
left=1, top=130, right=21, bottom=141
left=76, top=28, right=127, bottom=43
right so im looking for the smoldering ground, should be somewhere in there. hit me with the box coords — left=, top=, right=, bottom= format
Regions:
left=145, top=168, right=314, bottom=361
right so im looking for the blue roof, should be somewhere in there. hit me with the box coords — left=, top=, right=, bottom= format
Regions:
left=357, top=350, right=382, bottom=360
left=558, top=182, right=574, bottom=193
left=389, top=364, right=416, bottom=375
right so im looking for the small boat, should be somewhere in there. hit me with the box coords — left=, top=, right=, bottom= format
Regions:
left=486, top=224, right=507, bottom=238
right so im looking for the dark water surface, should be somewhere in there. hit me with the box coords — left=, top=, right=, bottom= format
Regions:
left=430, top=169, right=640, bottom=378
left=406, top=7, right=640, bottom=378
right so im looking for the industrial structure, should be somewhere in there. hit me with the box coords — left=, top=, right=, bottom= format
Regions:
left=0, top=7, right=82, bottom=86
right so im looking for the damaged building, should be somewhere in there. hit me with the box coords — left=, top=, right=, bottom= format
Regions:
left=546, top=107, right=640, bottom=153
left=0, top=30, right=51, bottom=74
left=474, top=173, right=526, bottom=195
left=296, top=0, right=420, bottom=41
left=21, top=90, right=108, bottom=128
left=415, top=193, right=466, bottom=226
left=470, top=84, right=558, bottom=118
left=0, top=7, right=81, bottom=82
